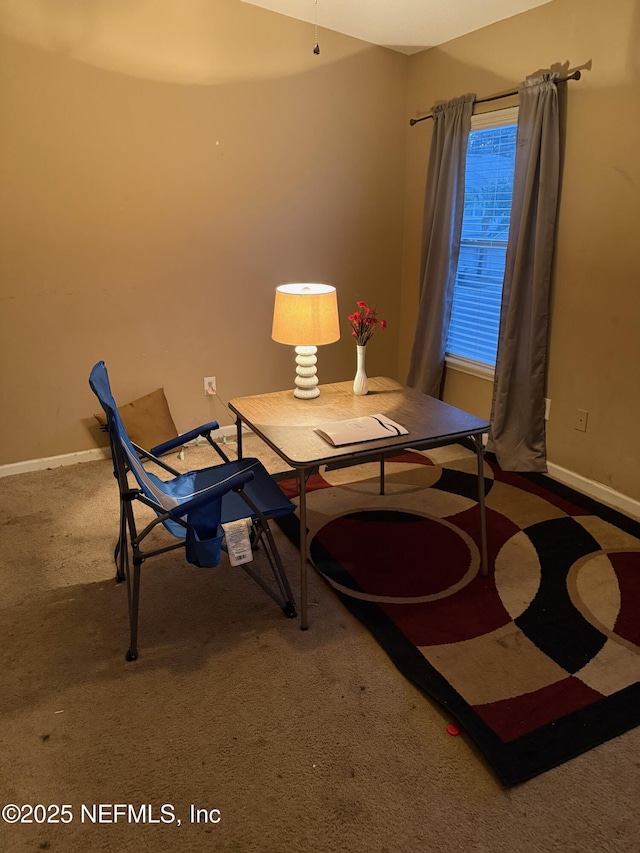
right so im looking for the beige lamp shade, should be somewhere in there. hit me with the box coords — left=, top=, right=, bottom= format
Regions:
left=271, top=283, right=340, bottom=347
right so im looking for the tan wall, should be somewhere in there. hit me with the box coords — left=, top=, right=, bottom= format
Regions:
left=2, top=0, right=639, bottom=505
left=401, top=0, right=640, bottom=501
left=0, top=0, right=407, bottom=463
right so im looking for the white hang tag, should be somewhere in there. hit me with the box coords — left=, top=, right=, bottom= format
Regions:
left=222, top=518, right=253, bottom=566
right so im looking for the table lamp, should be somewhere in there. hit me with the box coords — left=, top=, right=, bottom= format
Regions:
left=272, top=283, right=340, bottom=398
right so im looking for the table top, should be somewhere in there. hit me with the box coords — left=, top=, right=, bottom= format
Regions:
left=229, top=377, right=490, bottom=469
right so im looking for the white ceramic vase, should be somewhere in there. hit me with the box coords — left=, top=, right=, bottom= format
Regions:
left=353, top=344, right=368, bottom=395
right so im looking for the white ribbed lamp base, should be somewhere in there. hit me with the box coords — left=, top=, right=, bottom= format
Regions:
left=293, top=346, right=320, bottom=399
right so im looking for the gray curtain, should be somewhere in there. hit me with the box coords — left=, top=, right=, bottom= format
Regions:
left=407, top=94, right=475, bottom=397
left=489, top=73, right=560, bottom=472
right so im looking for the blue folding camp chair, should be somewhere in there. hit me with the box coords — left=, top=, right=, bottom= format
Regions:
left=89, top=361, right=296, bottom=660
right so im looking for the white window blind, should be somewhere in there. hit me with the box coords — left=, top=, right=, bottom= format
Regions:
left=446, top=107, right=518, bottom=369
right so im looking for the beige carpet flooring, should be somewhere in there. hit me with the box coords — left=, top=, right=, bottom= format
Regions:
left=1, top=435, right=639, bottom=853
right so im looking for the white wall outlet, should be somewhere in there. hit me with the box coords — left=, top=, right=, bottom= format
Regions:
left=204, top=376, right=216, bottom=396
left=575, top=408, right=588, bottom=432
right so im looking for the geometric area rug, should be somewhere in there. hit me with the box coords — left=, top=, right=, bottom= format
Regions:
left=277, top=445, right=640, bottom=786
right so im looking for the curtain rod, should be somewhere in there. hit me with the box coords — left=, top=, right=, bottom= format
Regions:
left=409, top=70, right=581, bottom=126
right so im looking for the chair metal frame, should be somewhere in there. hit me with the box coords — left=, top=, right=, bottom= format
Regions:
left=90, top=362, right=297, bottom=661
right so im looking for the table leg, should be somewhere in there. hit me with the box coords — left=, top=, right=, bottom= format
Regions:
left=299, top=468, right=309, bottom=630
left=235, top=416, right=243, bottom=459
left=474, top=434, right=489, bottom=577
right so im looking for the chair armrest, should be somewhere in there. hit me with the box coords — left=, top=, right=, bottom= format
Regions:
left=166, top=468, right=255, bottom=520
left=151, top=421, right=221, bottom=457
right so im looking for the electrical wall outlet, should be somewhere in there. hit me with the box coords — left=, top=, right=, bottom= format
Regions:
left=575, top=409, right=588, bottom=432
left=204, top=376, right=216, bottom=396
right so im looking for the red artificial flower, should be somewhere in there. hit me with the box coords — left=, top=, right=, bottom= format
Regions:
left=346, top=301, right=387, bottom=345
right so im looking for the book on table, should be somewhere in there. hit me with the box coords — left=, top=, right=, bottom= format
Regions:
left=314, top=414, right=408, bottom=447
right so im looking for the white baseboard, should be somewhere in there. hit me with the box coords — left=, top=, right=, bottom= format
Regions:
left=0, top=425, right=252, bottom=479
left=0, top=447, right=112, bottom=478
left=546, top=462, right=640, bottom=522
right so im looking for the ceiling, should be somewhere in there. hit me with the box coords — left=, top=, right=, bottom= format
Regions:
left=241, top=0, right=554, bottom=54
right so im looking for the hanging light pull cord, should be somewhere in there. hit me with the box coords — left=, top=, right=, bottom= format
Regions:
left=313, top=0, right=320, bottom=54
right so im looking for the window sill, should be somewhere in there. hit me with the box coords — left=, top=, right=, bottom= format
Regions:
left=445, top=355, right=495, bottom=381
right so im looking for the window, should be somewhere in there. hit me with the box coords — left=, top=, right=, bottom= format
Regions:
left=445, top=107, right=518, bottom=374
